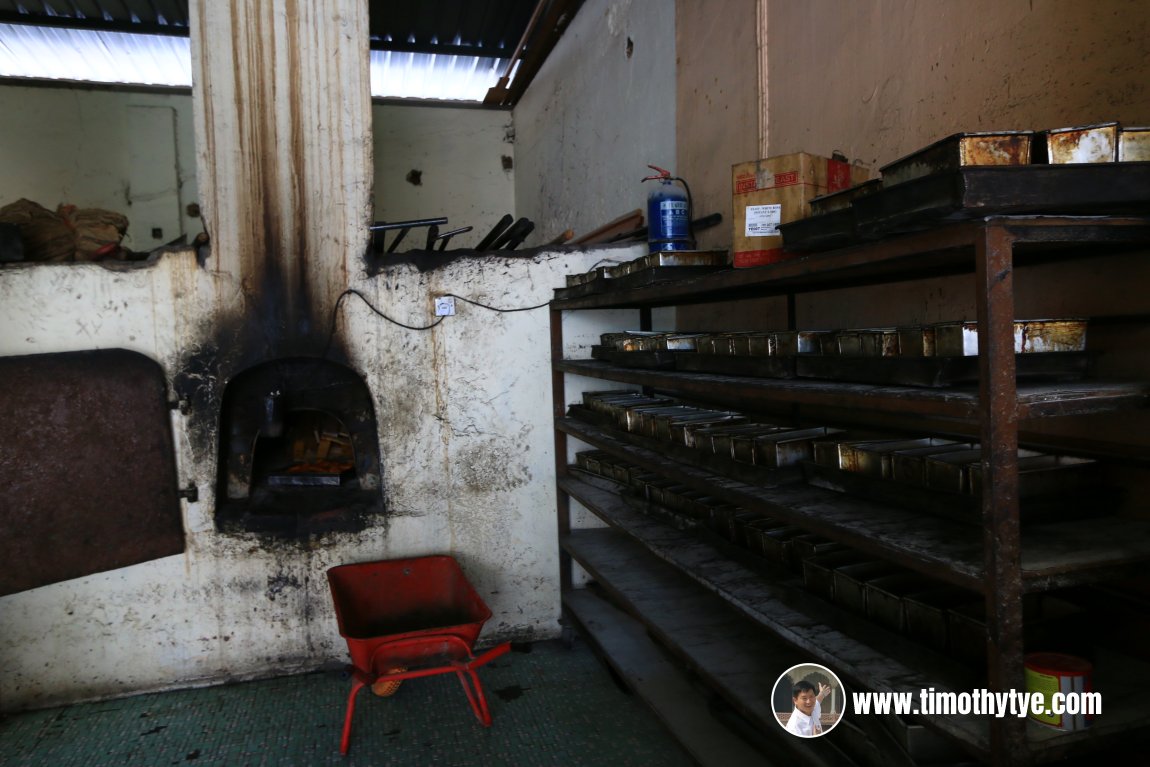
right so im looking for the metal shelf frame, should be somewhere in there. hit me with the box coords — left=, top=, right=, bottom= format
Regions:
left=550, top=215, right=1150, bottom=766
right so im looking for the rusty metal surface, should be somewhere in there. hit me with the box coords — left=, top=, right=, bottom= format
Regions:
left=809, top=178, right=883, bottom=215
left=973, top=222, right=1026, bottom=762
left=933, top=319, right=1088, bottom=356
left=0, top=349, right=184, bottom=596
left=881, top=131, right=1033, bottom=187
left=1119, top=127, right=1150, bottom=161
left=1044, top=122, right=1119, bottom=163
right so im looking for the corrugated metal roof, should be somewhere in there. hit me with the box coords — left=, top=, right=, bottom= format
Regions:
left=0, top=0, right=189, bottom=35
left=369, top=0, right=537, bottom=55
left=0, top=0, right=576, bottom=102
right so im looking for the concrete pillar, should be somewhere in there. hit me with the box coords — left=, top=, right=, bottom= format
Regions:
left=190, top=0, right=372, bottom=354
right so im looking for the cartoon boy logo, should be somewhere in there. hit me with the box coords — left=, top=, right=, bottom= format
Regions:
left=774, top=664, right=844, bottom=737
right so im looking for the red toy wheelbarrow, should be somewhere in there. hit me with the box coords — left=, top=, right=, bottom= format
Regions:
left=327, top=555, right=511, bottom=755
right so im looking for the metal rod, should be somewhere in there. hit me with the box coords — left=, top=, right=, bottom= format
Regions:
left=385, top=227, right=410, bottom=253
left=369, top=218, right=448, bottom=232
left=491, top=218, right=531, bottom=250
left=476, top=214, right=514, bottom=251
left=436, top=226, right=473, bottom=251
left=503, top=220, right=535, bottom=249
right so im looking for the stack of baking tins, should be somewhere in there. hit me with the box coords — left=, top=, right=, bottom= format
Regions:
left=592, top=318, right=1089, bottom=386
left=780, top=122, right=1150, bottom=250
left=805, top=432, right=1102, bottom=523
left=555, top=249, right=728, bottom=300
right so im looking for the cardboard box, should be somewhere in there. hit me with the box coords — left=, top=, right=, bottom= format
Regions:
left=732, top=153, right=870, bottom=268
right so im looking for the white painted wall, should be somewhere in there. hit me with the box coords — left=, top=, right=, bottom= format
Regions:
left=513, top=0, right=677, bottom=246
left=372, top=104, right=515, bottom=250
left=0, top=244, right=620, bottom=711
left=0, top=86, right=201, bottom=251
left=0, top=87, right=516, bottom=256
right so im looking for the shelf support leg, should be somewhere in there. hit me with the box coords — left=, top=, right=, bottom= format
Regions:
left=551, top=306, right=573, bottom=593
left=975, top=223, right=1027, bottom=766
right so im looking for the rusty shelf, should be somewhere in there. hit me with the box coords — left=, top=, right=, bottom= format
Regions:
left=556, top=359, right=1150, bottom=421
left=562, top=478, right=1150, bottom=765
left=562, top=529, right=962, bottom=766
left=560, top=419, right=1150, bottom=593
left=551, top=213, right=1150, bottom=765
left=551, top=216, right=1150, bottom=310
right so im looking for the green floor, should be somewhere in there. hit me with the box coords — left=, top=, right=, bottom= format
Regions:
left=0, top=639, right=696, bottom=767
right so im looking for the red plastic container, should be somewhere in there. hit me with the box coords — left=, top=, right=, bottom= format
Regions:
left=327, top=555, right=510, bottom=754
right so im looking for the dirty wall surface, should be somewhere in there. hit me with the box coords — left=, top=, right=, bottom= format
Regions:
left=0, top=244, right=621, bottom=711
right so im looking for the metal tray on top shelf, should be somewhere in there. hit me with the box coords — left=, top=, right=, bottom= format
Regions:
left=849, top=162, right=1150, bottom=237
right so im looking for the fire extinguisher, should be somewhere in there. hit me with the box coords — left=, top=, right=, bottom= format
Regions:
left=641, top=165, right=695, bottom=254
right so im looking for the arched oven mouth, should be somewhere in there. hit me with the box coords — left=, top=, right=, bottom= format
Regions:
left=215, top=357, right=383, bottom=536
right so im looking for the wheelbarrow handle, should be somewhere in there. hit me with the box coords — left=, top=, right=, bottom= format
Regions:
left=468, top=641, right=512, bottom=669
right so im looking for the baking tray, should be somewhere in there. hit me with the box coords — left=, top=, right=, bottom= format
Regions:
left=925, top=447, right=1043, bottom=494
left=794, top=351, right=1092, bottom=387
left=826, top=328, right=900, bottom=357
left=932, top=319, right=1087, bottom=356
left=565, top=265, right=611, bottom=287
left=267, top=468, right=353, bottom=487
left=779, top=208, right=864, bottom=252
left=674, top=352, right=796, bottom=379
left=691, top=422, right=792, bottom=457
left=606, top=248, right=729, bottom=277
left=791, top=533, right=848, bottom=562
left=891, top=443, right=979, bottom=486
left=842, top=437, right=963, bottom=478
left=706, top=331, right=775, bottom=356
left=664, top=412, right=746, bottom=444
left=967, top=454, right=1100, bottom=498
left=833, top=561, right=902, bottom=615
left=553, top=250, right=728, bottom=300
left=851, top=162, right=1150, bottom=236
left=864, top=573, right=932, bottom=633
left=583, top=390, right=647, bottom=410
left=590, top=347, right=678, bottom=369
left=801, top=460, right=1100, bottom=524
left=802, top=551, right=871, bottom=602
left=731, top=426, right=843, bottom=468
left=881, top=131, right=1034, bottom=187
left=897, top=326, right=936, bottom=357
left=782, top=180, right=885, bottom=253
left=1041, top=122, right=1119, bottom=164
left=904, top=587, right=980, bottom=652
left=742, top=517, right=787, bottom=557
left=1119, top=126, right=1150, bottom=162
left=809, top=178, right=884, bottom=215
left=760, top=526, right=808, bottom=571
left=631, top=406, right=709, bottom=439
left=727, top=510, right=771, bottom=546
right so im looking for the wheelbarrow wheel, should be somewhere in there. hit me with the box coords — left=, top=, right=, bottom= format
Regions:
left=371, top=667, right=407, bottom=697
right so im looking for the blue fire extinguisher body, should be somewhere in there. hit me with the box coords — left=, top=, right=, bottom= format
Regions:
left=647, top=180, right=691, bottom=253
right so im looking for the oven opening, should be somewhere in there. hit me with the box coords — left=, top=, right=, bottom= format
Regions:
left=216, top=357, right=382, bottom=536
left=254, top=409, right=357, bottom=492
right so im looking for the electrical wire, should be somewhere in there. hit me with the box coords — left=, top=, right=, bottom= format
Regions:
left=323, top=288, right=552, bottom=358
left=324, top=288, right=445, bottom=358
left=442, top=293, right=551, bottom=313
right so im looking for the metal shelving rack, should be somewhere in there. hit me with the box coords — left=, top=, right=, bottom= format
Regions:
left=549, top=216, right=1150, bottom=766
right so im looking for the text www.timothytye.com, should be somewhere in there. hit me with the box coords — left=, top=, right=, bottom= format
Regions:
left=851, top=689, right=1101, bottom=718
